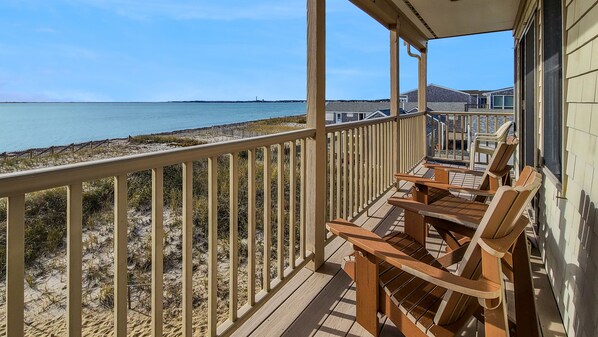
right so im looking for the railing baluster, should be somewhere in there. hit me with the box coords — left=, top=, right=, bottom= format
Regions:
left=359, top=127, right=364, bottom=211
left=182, top=161, right=193, bottom=337
left=277, top=144, right=285, bottom=280
left=229, top=153, right=239, bottom=321
left=6, top=194, right=25, bottom=337
left=152, top=167, right=164, bottom=336
left=368, top=124, right=373, bottom=201
left=335, top=132, right=341, bottom=219
left=385, top=122, right=389, bottom=187
left=114, top=174, right=127, bottom=337
left=461, top=116, right=466, bottom=160
left=445, top=114, right=449, bottom=159
left=247, top=150, right=256, bottom=306
left=207, top=156, right=218, bottom=337
left=289, top=141, right=297, bottom=268
left=342, top=131, right=348, bottom=218
left=263, top=147, right=271, bottom=292
left=377, top=123, right=381, bottom=196
left=328, top=133, right=334, bottom=221
left=67, top=183, right=83, bottom=337
left=300, top=139, right=306, bottom=260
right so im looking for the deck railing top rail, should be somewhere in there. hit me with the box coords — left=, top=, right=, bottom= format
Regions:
left=427, top=111, right=513, bottom=116
left=0, top=128, right=316, bottom=198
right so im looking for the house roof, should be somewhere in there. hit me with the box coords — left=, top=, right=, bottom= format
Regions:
left=401, top=84, right=472, bottom=96
left=483, top=87, right=515, bottom=95
left=402, top=102, right=468, bottom=112
left=461, top=90, right=490, bottom=96
left=326, top=101, right=390, bottom=113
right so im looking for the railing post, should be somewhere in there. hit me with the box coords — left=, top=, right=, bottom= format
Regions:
left=419, top=45, right=428, bottom=159
left=390, top=18, right=400, bottom=175
left=306, top=0, right=326, bottom=270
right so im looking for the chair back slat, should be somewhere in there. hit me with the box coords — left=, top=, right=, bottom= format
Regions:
left=434, top=167, right=542, bottom=325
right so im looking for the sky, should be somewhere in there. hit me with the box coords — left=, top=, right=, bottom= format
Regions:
left=0, top=0, right=515, bottom=102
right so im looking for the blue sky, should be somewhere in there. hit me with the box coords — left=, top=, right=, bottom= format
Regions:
left=0, top=0, right=514, bottom=102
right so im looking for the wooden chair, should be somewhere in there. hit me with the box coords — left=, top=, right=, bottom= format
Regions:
left=469, top=120, right=514, bottom=169
left=395, top=139, right=518, bottom=206
left=388, top=167, right=543, bottom=337
left=327, top=166, right=542, bottom=337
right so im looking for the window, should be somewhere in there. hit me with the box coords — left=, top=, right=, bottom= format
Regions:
left=492, top=95, right=514, bottom=109
left=543, top=0, right=562, bottom=181
left=493, top=96, right=504, bottom=108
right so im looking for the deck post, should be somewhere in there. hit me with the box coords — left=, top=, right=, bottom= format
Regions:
left=419, top=45, right=428, bottom=157
left=390, top=19, right=400, bottom=174
left=306, top=0, right=326, bottom=270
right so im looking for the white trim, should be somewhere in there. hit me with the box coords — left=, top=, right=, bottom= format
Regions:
left=483, top=87, right=514, bottom=96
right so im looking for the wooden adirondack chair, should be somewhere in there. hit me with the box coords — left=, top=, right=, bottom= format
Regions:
left=470, top=120, right=514, bottom=169
left=327, top=166, right=542, bottom=337
left=395, top=139, right=518, bottom=205
left=387, top=166, right=543, bottom=337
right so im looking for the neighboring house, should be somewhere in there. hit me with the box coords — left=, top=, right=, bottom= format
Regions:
left=402, top=84, right=474, bottom=104
left=325, top=101, right=390, bottom=124
left=484, top=87, right=514, bottom=109
left=325, top=85, right=515, bottom=124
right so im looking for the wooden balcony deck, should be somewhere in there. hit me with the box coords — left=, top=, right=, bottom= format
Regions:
left=231, top=164, right=566, bottom=337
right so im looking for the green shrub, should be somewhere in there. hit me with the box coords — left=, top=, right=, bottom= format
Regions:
left=130, top=135, right=205, bottom=147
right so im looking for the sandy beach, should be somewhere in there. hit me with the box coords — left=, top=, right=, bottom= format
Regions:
left=0, top=115, right=305, bottom=336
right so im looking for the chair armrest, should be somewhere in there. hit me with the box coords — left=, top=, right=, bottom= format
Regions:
left=473, top=133, right=500, bottom=142
left=424, top=164, right=484, bottom=176
left=387, top=198, right=482, bottom=230
left=394, top=173, right=438, bottom=184
left=487, top=166, right=512, bottom=179
left=394, top=173, right=480, bottom=194
left=327, top=219, right=501, bottom=299
left=448, top=186, right=496, bottom=197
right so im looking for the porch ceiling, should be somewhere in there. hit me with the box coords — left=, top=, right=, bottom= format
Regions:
left=351, top=0, right=521, bottom=48
left=394, top=0, right=521, bottom=39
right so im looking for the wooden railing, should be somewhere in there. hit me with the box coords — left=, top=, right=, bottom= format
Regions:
left=0, top=129, right=316, bottom=337
left=324, top=113, right=426, bottom=225
left=426, top=111, right=514, bottom=164
left=0, top=113, right=428, bottom=336
left=397, top=112, right=426, bottom=173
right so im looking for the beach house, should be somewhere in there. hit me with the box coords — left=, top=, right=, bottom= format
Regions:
left=1, top=0, right=595, bottom=336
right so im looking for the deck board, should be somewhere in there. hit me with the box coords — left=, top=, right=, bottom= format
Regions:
left=231, top=163, right=565, bottom=337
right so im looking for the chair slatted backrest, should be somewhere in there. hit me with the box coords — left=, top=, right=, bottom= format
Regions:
left=474, top=140, right=518, bottom=202
left=495, top=121, right=514, bottom=142
left=434, top=166, right=542, bottom=325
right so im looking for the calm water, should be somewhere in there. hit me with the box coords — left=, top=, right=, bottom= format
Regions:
left=0, top=102, right=306, bottom=152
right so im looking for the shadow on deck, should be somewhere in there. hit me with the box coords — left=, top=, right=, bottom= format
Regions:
left=231, top=164, right=566, bottom=337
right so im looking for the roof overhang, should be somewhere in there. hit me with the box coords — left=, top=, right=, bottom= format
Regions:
left=351, top=0, right=522, bottom=50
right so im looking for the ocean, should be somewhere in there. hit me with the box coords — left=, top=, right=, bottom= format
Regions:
left=0, top=102, right=306, bottom=153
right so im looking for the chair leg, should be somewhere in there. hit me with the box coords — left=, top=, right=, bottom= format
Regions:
left=513, top=234, right=540, bottom=337
left=355, top=250, right=379, bottom=337
left=482, top=249, right=510, bottom=337
left=484, top=298, right=510, bottom=337
left=404, top=210, right=427, bottom=246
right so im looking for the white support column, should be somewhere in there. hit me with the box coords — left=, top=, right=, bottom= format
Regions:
left=306, top=0, right=326, bottom=270
left=390, top=19, right=400, bottom=174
